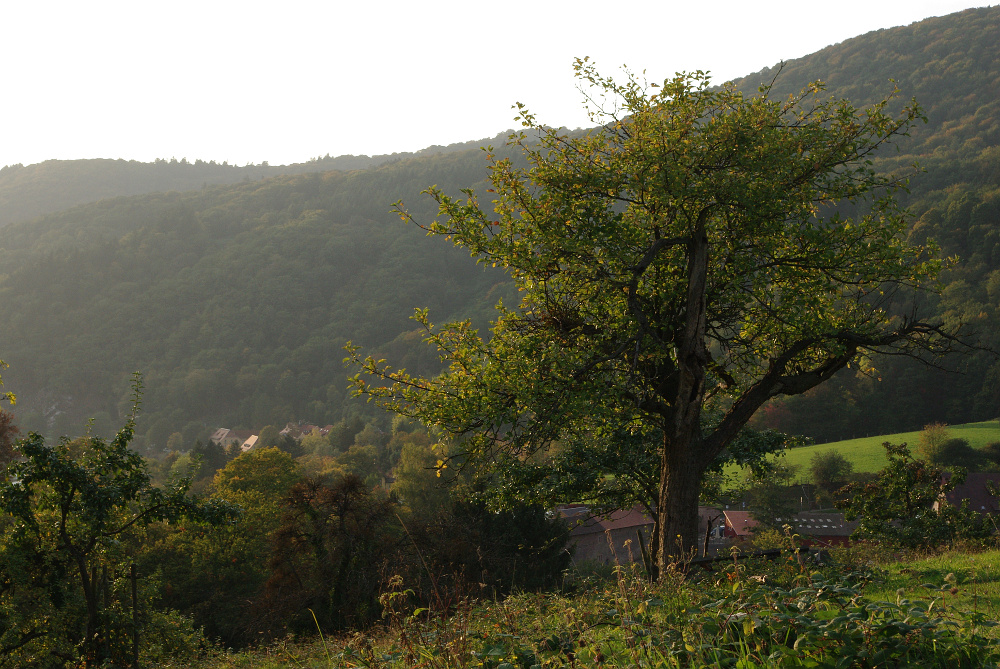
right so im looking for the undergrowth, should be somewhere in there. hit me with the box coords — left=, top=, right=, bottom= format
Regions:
left=185, top=548, right=1000, bottom=668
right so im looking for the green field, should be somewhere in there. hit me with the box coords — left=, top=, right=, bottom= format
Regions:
left=779, top=419, right=1000, bottom=481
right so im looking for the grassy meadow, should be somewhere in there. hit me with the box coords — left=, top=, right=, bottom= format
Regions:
left=778, top=419, right=1000, bottom=481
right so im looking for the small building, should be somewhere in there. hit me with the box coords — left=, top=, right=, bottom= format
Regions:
left=210, top=428, right=256, bottom=451
left=279, top=422, right=327, bottom=441
left=559, top=505, right=654, bottom=564
left=209, top=428, right=236, bottom=446
left=240, top=435, right=259, bottom=453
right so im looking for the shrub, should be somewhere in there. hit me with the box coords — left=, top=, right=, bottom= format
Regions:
left=809, top=449, right=854, bottom=491
left=837, top=442, right=991, bottom=550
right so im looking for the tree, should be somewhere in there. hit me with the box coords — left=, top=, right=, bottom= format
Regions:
left=190, top=438, right=229, bottom=481
left=918, top=422, right=951, bottom=462
left=933, top=437, right=986, bottom=470
left=143, top=447, right=300, bottom=646
left=257, top=424, right=281, bottom=449
left=744, top=461, right=800, bottom=531
left=391, top=432, right=451, bottom=519
left=349, top=60, right=962, bottom=571
left=478, top=423, right=788, bottom=577
left=837, top=443, right=989, bottom=548
left=265, top=474, right=397, bottom=634
left=0, top=379, right=236, bottom=666
left=0, top=410, right=19, bottom=472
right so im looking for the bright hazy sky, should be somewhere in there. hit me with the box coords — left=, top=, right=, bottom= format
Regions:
left=1, top=1, right=994, bottom=169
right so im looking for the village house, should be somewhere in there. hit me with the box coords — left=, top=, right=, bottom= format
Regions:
left=278, top=421, right=336, bottom=440
left=209, top=428, right=255, bottom=450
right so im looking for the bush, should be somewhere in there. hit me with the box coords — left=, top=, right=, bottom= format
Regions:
left=370, top=570, right=999, bottom=668
left=809, top=449, right=854, bottom=491
left=935, top=437, right=988, bottom=470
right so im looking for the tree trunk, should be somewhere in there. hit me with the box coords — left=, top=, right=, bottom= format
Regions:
left=655, top=211, right=710, bottom=574
left=657, top=441, right=702, bottom=572
left=75, top=554, right=101, bottom=666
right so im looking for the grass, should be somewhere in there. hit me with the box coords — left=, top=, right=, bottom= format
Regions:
left=779, top=419, right=1000, bottom=481
left=177, top=547, right=1000, bottom=668
left=865, top=547, right=1000, bottom=627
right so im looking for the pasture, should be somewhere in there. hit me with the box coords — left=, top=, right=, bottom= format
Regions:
left=778, top=419, right=1000, bottom=481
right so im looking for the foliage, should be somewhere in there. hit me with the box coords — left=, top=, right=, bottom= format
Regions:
left=4, top=9, right=1000, bottom=454
left=0, top=134, right=513, bottom=227
left=919, top=422, right=953, bottom=463
left=263, top=474, right=399, bottom=637
left=837, top=442, right=991, bottom=549
left=318, top=563, right=999, bottom=668
left=141, top=447, right=301, bottom=646
left=0, top=409, right=19, bottom=472
left=391, top=432, right=450, bottom=519
left=0, top=150, right=510, bottom=445
left=744, top=461, right=800, bottom=531
left=809, top=449, right=855, bottom=491
left=401, top=495, right=573, bottom=602
left=350, top=58, right=957, bottom=569
left=0, top=378, right=236, bottom=667
left=933, top=437, right=989, bottom=470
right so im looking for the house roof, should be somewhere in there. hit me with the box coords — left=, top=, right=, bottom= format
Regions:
left=943, top=472, right=1000, bottom=513
left=557, top=506, right=654, bottom=536
left=209, top=428, right=232, bottom=444
left=240, top=435, right=259, bottom=453
left=724, top=510, right=758, bottom=537
left=724, top=510, right=857, bottom=537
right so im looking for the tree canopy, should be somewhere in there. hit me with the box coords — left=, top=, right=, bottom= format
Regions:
left=350, top=59, right=964, bottom=570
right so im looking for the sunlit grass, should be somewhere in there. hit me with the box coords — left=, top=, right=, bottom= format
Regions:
left=864, top=548, right=1000, bottom=626
left=779, top=419, right=1000, bottom=480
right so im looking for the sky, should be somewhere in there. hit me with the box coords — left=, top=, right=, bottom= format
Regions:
left=0, top=1, right=994, bottom=169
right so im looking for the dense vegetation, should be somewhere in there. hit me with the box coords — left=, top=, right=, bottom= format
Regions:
left=5, top=8, right=1000, bottom=667
left=736, top=7, right=1000, bottom=440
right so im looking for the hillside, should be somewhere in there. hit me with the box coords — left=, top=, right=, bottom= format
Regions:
left=732, top=6, right=1000, bottom=167
left=3, top=7, right=1000, bottom=449
left=730, top=7, right=1000, bottom=441
left=0, top=132, right=512, bottom=228
left=0, top=149, right=516, bottom=448
left=779, top=420, right=1000, bottom=479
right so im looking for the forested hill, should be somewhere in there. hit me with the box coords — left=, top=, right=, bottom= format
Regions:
left=0, top=131, right=511, bottom=227
left=732, top=6, right=1000, bottom=166
left=0, top=148, right=516, bottom=448
left=3, top=6, right=1000, bottom=449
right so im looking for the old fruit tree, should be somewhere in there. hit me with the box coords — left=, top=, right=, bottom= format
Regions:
left=349, top=60, right=961, bottom=573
